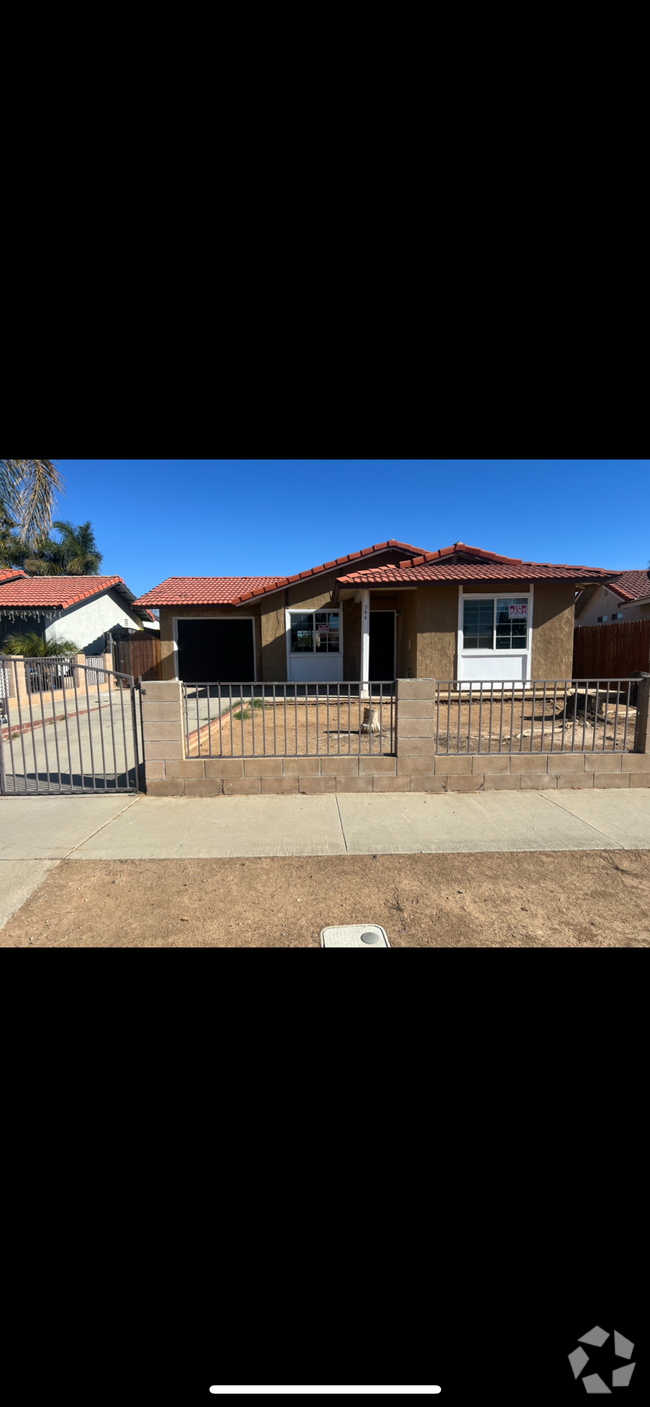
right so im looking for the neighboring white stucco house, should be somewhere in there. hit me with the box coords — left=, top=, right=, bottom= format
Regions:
left=575, top=570, right=650, bottom=627
left=0, top=572, right=155, bottom=655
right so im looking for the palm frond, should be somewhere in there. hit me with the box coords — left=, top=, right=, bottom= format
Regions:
left=2, top=631, right=80, bottom=657
left=0, top=459, right=62, bottom=546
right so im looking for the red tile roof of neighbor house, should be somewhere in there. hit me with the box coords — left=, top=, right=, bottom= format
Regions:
left=0, top=568, right=26, bottom=583
left=132, top=543, right=432, bottom=607
left=0, top=575, right=155, bottom=616
left=608, top=569, right=650, bottom=601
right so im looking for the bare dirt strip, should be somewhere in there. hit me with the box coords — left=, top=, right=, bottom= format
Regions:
left=184, top=691, right=637, bottom=760
left=3, top=849, right=649, bottom=948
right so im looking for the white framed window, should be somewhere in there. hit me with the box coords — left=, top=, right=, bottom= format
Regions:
left=288, top=610, right=341, bottom=655
left=458, top=588, right=533, bottom=682
left=285, top=608, right=343, bottom=682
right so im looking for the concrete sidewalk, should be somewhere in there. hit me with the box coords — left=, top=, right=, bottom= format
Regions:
left=2, top=788, right=650, bottom=861
left=2, top=789, right=649, bottom=934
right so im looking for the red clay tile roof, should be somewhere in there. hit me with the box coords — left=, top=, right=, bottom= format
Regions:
left=0, top=568, right=26, bottom=584
left=337, top=562, right=637, bottom=596
left=133, top=576, right=280, bottom=606
left=0, top=575, right=144, bottom=610
left=608, top=569, right=650, bottom=601
left=400, top=542, right=524, bottom=567
left=133, top=543, right=431, bottom=607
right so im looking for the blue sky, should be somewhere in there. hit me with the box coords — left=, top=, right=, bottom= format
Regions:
left=55, top=460, right=650, bottom=599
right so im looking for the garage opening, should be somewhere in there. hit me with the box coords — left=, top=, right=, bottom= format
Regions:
left=177, top=619, right=255, bottom=683
left=369, top=612, right=395, bottom=680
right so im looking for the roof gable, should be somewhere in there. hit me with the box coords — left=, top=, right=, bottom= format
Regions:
left=401, top=542, right=524, bottom=567
left=133, top=542, right=432, bottom=607
left=0, top=575, right=147, bottom=613
left=608, top=569, right=650, bottom=601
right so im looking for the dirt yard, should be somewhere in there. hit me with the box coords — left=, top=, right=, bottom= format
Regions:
left=3, top=849, right=649, bottom=947
left=186, top=695, right=396, bottom=758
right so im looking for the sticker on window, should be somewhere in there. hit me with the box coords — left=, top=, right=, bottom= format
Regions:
left=508, top=603, right=528, bottom=618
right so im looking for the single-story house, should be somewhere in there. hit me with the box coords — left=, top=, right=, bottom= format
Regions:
left=133, top=540, right=635, bottom=685
left=0, top=572, right=156, bottom=656
left=575, top=569, right=650, bottom=627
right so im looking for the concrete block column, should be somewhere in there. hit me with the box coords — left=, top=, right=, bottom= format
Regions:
left=395, top=678, right=436, bottom=775
left=635, top=678, right=650, bottom=755
left=140, top=680, right=186, bottom=793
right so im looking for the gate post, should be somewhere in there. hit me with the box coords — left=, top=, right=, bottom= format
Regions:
left=395, top=678, right=437, bottom=782
left=635, top=677, right=650, bottom=754
left=139, top=680, right=185, bottom=795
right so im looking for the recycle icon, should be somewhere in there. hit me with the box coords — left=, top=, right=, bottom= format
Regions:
left=569, top=1327, right=636, bottom=1393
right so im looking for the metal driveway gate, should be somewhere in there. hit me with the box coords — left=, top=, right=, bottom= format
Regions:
left=0, top=655, right=143, bottom=795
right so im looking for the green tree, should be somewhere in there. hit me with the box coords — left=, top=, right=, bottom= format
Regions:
left=0, top=505, right=26, bottom=569
left=50, top=520, right=103, bottom=574
left=2, top=631, right=80, bottom=657
left=2, top=519, right=104, bottom=576
left=0, top=460, right=62, bottom=547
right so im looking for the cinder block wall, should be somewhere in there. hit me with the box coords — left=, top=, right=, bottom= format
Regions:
left=141, top=680, right=650, bottom=796
left=394, top=678, right=650, bottom=791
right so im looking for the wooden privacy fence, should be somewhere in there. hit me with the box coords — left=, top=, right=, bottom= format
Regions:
left=114, top=634, right=162, bottom=682
left=573, top=620, right=650, bottom=679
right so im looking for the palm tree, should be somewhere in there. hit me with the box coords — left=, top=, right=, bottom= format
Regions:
left=0, top=460, right=62, bottom=547
left=2, top=631, right=80, bottom=657
left=51, top=520, right=103, bottom=574
left=0, top=504, right=25, bottom=569
left=15, top=520, right=103, bottom=576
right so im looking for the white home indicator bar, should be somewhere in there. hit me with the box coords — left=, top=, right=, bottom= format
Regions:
left=209, top=1390, right=441, bottom=1396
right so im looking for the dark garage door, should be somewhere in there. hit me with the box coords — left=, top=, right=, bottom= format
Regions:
left=177, top=619, right=255, bottom=683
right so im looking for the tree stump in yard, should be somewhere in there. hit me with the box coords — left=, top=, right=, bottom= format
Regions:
left=360, top=705, right=381, bottom=733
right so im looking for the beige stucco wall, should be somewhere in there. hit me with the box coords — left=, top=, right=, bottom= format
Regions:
left=260, top=599, right=286, bottom=680
left=416, top=584, right=458, bottom=680
left=398, top=591, right=418, bottom=677
left=530, top=582, right=575, bottom=679
left=160, top=578, right=579, bottom=683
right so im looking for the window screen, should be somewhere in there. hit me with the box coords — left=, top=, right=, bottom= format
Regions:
left=495, top=598, right=528, bottom=649
left=463, top=601, right=493, bottom=649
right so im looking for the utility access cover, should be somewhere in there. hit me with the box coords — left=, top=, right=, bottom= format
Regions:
left=321, top=924, right=390, bottom=947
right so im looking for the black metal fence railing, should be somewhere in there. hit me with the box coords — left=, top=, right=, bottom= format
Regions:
left=182, top=681, right=396, bottom=758
left=433, top=679, right=640, bottom=754
left=0, top=654, right=143, bottom=795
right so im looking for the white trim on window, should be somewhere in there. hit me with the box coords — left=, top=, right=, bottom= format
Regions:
left=457, top=586, right=534, bottom=681
left=172, top=615, right=257, bottom=682
left=285, top=608, right=343, bottom=659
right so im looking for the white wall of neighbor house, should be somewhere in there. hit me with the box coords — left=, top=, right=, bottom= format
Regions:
left=575, top=584, right=646, bottom=626
left=44, top=589, right=145, bottom=654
